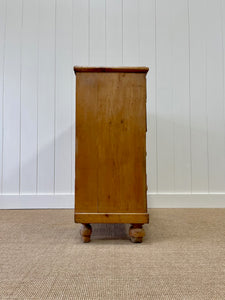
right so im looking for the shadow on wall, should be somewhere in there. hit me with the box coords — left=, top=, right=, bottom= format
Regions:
left=146, top=105, right=210, bottom=192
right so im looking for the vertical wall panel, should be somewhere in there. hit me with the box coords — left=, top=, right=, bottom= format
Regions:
left=37, top=0, right=55, bottom=193
left=0, top=0, right=6, bottom=192
left=73, top=0, right=89, bottom=192
left=2, top=0, right=22, bottom=193
left=206, top=0, right=225, bottom=192
left=189, top=0, right=209, bottom=192
left=171, top=0, right=191, bottom=191
left=156, top=0, right=174, bottom=192
left=55, top=0, right=73, bottom=193
left=106, top=0, right=123, bottom=66
left=72, top=0, right=89, bottom=194
left=20, top=0, right=39, bottom=193
left=73, top=0, right=89, bottom=65
left=222, top=1, right=225, bottom=172
left=123, top=0, right=139, bottom=65
left=90, top=0, right=106, bottom=65
left=139, top=0, right=157, bottom=192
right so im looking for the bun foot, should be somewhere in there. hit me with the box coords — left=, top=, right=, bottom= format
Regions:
left=129, top=224, right=145, bottom=243
left=80, top=223, right=92, bottom=243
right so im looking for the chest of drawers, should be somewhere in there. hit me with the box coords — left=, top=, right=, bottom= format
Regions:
left=74, top=66, right=149, bottom=243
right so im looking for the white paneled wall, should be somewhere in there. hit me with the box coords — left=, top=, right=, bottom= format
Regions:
left=0, top=0, right=225, bottom=208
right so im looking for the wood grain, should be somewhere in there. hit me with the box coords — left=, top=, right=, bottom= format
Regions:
left=75, top=213, right=149, bottom=224
left=75, top=70, right=149, bottom=223
left=75, top=73, right=99, bottom=212
left=96, top=72, right=147, bottom=213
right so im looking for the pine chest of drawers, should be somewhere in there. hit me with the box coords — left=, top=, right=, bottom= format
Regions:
left=74, top=66, right=149, bottom=243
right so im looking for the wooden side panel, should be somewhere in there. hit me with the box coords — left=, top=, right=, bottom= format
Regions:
left=97, top=73, right=146, bottom=213
left=75, top=72, right=147, bottom=214
left=75, top=73, right=99, bottom=212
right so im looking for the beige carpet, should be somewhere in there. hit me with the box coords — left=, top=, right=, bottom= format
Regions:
left=0, top=209, right=225, bottom=300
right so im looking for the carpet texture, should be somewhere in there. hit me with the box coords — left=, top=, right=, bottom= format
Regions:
left=0, top=209, right=225, bottom=300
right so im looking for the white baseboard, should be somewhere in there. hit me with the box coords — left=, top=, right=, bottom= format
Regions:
left=0, top=194, right=74, bottom=209
left=148, top=193, right=225, bottom=208
left=0, top=193, right=225, bottom=209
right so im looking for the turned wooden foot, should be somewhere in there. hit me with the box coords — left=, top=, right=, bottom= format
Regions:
left=129, top=224, right=145, bottom=243
left=80, top=224, right=92, bottom=243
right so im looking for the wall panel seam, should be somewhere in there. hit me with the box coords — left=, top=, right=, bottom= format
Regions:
left=36, top=0, right=40, bottom=194
left=187, top=0, right=192, bottom=192
left=53, top=0, right=57, bottom=194
left=154, top=0, right=158, bottom=192
left=19, top=0, right=24, bottom=195
left=1, top=0, right=7, bottom=194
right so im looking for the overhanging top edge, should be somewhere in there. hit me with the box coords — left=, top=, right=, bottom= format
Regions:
left=73, top=66, right=149, bottom=74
